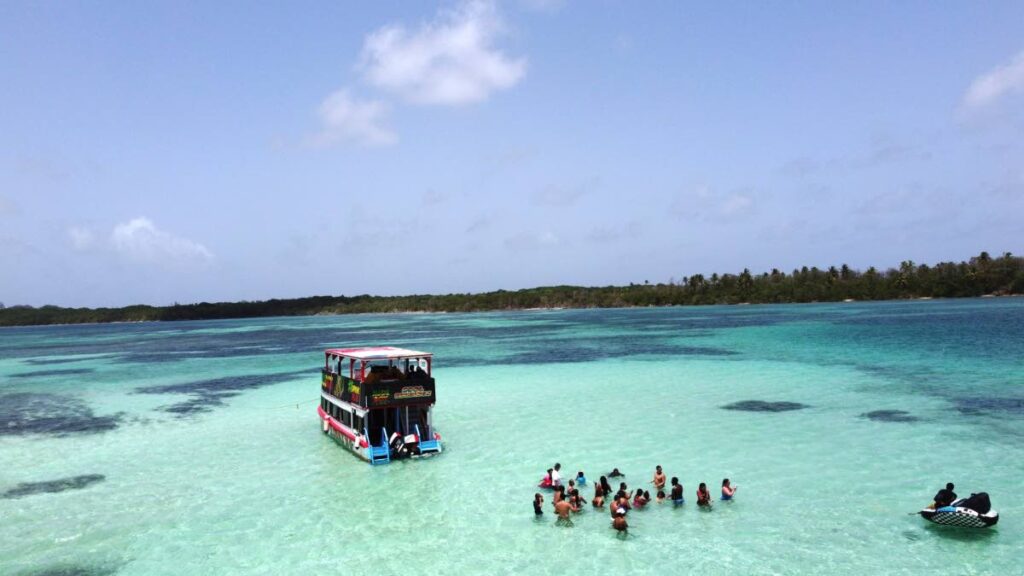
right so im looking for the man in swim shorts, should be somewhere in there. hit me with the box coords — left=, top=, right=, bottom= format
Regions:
left=670, top=477, right=684, bottom=505
left=652, top=465, right=666, bottom=490
left=612, top=512, right=628, bottom=532
left=554, top=498, right=572, bottom=521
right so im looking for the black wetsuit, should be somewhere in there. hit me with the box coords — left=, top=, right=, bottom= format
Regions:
left=933, top=488, right=957, bottom=507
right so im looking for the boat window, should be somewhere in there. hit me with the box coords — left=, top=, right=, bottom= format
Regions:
left=341, top=410, right=352, bottom=427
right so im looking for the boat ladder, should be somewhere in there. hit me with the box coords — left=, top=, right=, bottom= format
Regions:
left=367, top=427, right=391, bottom=465
left=416, top=424, right=441, bottom=454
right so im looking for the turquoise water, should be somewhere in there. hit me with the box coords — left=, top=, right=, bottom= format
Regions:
left=1, top=299, right=1022, bottom=575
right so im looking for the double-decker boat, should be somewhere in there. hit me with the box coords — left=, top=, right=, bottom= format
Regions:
left=317, top=346, right=442, bottom=465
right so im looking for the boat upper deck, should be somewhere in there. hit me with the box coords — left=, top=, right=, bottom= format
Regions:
left=325, top=346, right=432, bottom=360
left=321, top=345, right=436, bottom=409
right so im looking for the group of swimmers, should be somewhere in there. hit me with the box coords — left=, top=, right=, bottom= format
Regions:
left=535, top=463, right=738, bottom=532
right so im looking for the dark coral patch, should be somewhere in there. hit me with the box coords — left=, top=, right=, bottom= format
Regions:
left=9, top=368, right=94, bottom=378
left=721, top=400, right=808, bottom=412
left=135, top=370, right=309, bottom=418
left=2, top=474, right=106, bottom=499
left=17, top=565, right=119, bottom=576
left=953, top=397, right=1024, bottom=416
left=861, top=409, right=919, bottom=423
left=0, top=393, right=123, bottom=436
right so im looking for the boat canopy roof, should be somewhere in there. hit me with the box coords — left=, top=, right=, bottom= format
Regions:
left=325, top=346, right=433, bottom=360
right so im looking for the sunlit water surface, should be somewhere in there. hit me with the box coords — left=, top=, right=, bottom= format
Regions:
left=1, top=299, right=1022, bottom=575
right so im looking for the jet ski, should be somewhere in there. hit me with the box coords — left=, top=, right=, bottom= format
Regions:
left=920, top=492, right=998, bottom=528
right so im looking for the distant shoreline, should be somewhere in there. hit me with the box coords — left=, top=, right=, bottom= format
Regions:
left=2, top=251, right=1021, bottom=328
left=2, top=293, right=1024, bottom=330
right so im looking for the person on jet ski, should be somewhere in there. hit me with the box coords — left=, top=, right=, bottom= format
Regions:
left=932, top=482, right=957, bottom=508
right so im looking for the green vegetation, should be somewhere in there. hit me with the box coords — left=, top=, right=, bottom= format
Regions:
left=2, top=251, right=1022, bottom=327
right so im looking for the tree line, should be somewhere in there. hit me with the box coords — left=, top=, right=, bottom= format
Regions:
left=1, top=251, right=1021, bottom=327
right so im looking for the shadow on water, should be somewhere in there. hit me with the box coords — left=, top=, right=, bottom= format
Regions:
left=921, top=523, right=999, bottom=542
left=2, top=474, right=105, bottom=499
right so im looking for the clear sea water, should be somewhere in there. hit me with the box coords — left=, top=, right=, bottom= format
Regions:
left=1, top=299, right=1022, bottom=575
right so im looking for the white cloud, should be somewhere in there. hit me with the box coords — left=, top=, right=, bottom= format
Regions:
left=533, top=182, right=587, bottom=207
left=110, top=217, right=214, bottom=264
left=504, top=230, right=560, bottom=250
left=721, top=194, right=753, bottom=216
left=310, top=89, right=397, bottom=147
left=963, top=50, right=1024, bottom=110
left=359, top=0, right=527, bottom=105
left=670, top=186, right=756, bottom=221
left=68, top=227, right=96, bottom=251
left=421, top=188, right=449, bottom=206
left=586, top=221, right=642, bottom=243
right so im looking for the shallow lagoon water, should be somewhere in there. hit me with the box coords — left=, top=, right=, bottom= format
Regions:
left=1, top=299, right=1022, bottom=575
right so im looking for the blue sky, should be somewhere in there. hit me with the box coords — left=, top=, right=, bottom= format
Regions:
left=1, top=1, right=1022, bottom=307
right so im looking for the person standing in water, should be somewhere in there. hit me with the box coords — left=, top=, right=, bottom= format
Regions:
left=569, top=489, right=585, bottom=511
left=600, top=476, right=613, bottom=499
left=652, top=465, right=666, bottom=490
left=554, top=497, right=573, bottom=525
left=552, top=485, right=565, bottom=505
left=721, top=478, right=737, bottom=500
left=633, top=490, right=649, bottom=509
left=539, top=468, right=553, bottom=489
left=533, top=493, right=544, bottom=516
left=612, top=511, right=628, bottom=533
left=576, top=471, right=587, bottom=486
left=697, top=482, right=712, bottom=507
left=592, top=480, right=606, bottom=508
left=670, top=477, right=684, bottom=505
left=552, top=463, right=563, bottom=487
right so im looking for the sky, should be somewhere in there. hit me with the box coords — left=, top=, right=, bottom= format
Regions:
left=1, top=1, right=1023, bottom=307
